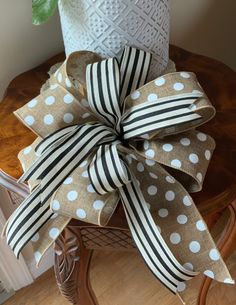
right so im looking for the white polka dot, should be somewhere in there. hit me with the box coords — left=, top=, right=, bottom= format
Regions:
left=165, top=176, right=175, bottom=183
left=57, top=73, right=62, bottom=82
left=49, top=227, right=60, bottom=239
left=197, top=132, right=207, bottom=141
left=196, top=220, right=206, bottom=231
left=173, top=82, right=184, bottom=91
left=189, top=241, right=201, bottom=253
left=24, top=115, right=35, bottom=126
left=177, top=215, right=188, bottom=224
left=183, top=262, right=194, bottom=271
left=162, top=144, right=173, bottom=152
left=28, top=99, right=37, bottom=108
left=67, top=190, right=78, bottom=201
left=45, top=96, right=55, bottom=105
left=63, top=177, right=73, bottom=185
left=131, top=90, right=140, bottom=100
left=145, top=159, right=155, bottom=166
left=52, top=199, right=60, bottom=211
left=65, top=77, right=72, bottom=87
left=81, top=98, right=89, bottom=107
left=87, top=184, right=95, bottom=193
left=44, top=114, right=54, bottom=125
left=189, top=153, right=199, bottom=164
left=155, top=77, right=166, bottom=86
left=145, top=149, right=155, bottom=158
left=63, top=94, right=74, bottom=104
left=170, top=233, right=181, bottom=244
left=63, top=113, right=74, bottom=124
left=196, top=172, right=203, bottom=182
left=93, top=200, right=105, bottom=210
left=34, top=251, right=42, bottom=263
left=82, top=170, right=89, bottom=178
left=31, top=233, right=39, bottom=242
left=126, top=155, right=132, bottom=164
left=183, top=195, right=192, bottom=206
left=224, top=278, right=235, bottom=284
left=180, top=138, right=191, bottom=146
left=165, top=190, right=175, bottom=201
left=180, top=72, right=191, bottom=79
left=209, top=248, right=220, bottom=261
left=204, top=270, right=215, bottom=279
left=23, top=146, right=32, bottom=155
left=148, top=94, right=158, bottom=102
left=76, top=208, right=87, bottom=219
left=79, top=160, right=87, bottom=168
left=149, top=172, right=158, bottom=179
left=177, top=282, right=186, bottom=292
left=171, top=159, right=182, bottom=168
left=205, top=150, right=211, bottom=160
left=82, top=112, right=91, bottom=119
left=147, top=186, right=157, bottom=195
left=137, top=162, right=144, bottom=172
left=144, top=140, right=149, bottom=150
left=158, top=208, right=168, bottom=218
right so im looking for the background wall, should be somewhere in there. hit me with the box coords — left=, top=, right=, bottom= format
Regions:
left=0, top=0, right=63, bottom=100
left=0, top=0, right=235, bottom=101
left=170, top=0, right=236, bottom=71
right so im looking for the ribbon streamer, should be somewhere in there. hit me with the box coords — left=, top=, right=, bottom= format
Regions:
left=4, top=46, right=233, bottom=296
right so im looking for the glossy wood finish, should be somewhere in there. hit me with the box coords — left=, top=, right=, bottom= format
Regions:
left=0, top=46, right=236, bottom=305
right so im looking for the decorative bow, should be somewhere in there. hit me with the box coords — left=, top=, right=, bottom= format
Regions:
left=4, top=47, right=233, bottom=296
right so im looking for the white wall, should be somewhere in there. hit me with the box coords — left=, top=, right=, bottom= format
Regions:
left=0, top=0, right=63, bottom=100
left=170, top=0, right=236, bottom=71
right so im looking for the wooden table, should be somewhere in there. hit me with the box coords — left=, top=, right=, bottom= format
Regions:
left=0, top=45, right=236, bottom=305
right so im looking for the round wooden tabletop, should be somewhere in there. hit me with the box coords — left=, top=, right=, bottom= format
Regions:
left=0, top=45, right=236, bottom=215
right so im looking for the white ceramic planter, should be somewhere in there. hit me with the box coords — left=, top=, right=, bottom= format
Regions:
left=58, top=0, right=170, bottom=79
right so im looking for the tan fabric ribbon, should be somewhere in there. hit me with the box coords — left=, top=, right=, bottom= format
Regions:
left=4, top=47, right=233, bottom=299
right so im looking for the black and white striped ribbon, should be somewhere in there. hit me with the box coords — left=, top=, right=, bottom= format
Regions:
left=6, top=123, right=116, bottom=257
left=6, top=46, right=200, bottom=292
left=122, top=93, right=202, bottom=139
left=88, top=142, right=131, bottom=195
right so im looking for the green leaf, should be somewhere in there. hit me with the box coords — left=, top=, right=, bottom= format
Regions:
left=32, top=0, right=59, bottom=25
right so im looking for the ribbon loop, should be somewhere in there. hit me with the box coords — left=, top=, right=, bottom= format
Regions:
left=86, top=58, right=121, bottom=131
left=121, top=92, right=202, bottom=140
left=88, top=142, right=131, bottom=195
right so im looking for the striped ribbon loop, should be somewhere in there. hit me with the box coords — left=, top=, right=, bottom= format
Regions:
left=119, top=46, right=152, bottom=103
left=86, top=58, right=121, bottom=132
left=88, top=142, right=131, bottom=195
left=121, top=93, right=202, bottom=140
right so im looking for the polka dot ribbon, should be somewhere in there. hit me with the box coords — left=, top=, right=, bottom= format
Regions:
left=4, top=46, right=233, bottom=297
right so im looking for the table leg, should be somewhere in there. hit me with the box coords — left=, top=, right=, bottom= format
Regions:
left=54, top=226, right=98, bottom=305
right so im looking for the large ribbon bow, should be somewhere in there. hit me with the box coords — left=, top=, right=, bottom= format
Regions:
left=5, top=47, right=233, bottom=295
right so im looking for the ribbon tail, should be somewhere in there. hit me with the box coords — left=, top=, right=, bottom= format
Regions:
left=5, top=185, right=53, bottom=258
left=119, top=177, right=198, bottom=294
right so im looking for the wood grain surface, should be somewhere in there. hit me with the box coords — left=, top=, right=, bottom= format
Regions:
left=0, top=45, right=236, bottom=215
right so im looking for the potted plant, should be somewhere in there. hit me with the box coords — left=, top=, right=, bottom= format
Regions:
left=33, top=0, right=170, bottom=78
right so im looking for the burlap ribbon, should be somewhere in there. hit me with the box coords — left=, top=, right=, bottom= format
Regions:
left=4, top=47, right=233, bottom=297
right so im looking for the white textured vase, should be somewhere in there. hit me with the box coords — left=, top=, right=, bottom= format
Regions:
left=58, top=0, right=170, bottom=78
